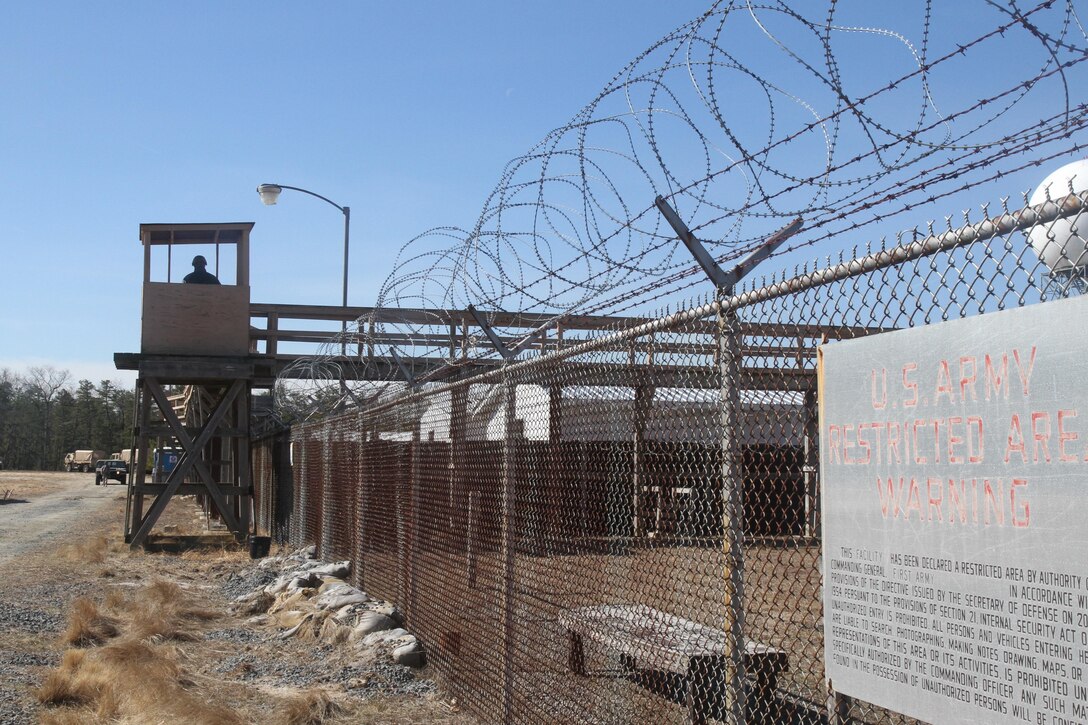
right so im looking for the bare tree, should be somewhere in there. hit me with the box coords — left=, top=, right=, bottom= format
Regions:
left=26, top=366, right=71, bottom=402
left=26, top=366, right=72, bottom=467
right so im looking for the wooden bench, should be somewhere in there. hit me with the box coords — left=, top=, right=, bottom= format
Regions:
left=558, top=604, right=787, bottom=725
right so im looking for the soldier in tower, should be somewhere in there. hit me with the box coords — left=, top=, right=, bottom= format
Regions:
left=183, top=255, right=220, bottom=285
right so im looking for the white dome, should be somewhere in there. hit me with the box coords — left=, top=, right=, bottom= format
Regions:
left=1027, top=159, right=1088, bottom=272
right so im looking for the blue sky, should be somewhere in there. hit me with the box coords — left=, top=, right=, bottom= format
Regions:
left=1, top=1, right=1083, bottom=385
left=0, top=1, right=708, bottom=383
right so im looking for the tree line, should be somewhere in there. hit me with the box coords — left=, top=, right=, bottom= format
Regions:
left=0, top=366, right=135, bottom=471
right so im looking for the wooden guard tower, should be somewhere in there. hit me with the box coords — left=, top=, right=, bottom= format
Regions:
left=122, top=223, right=256, bottom=547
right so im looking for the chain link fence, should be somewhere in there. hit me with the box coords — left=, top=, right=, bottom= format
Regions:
left=251, top=191, right=1086, bottom=723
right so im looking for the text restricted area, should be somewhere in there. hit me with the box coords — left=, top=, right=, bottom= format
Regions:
left=820, top=294, right=1088, bottom=725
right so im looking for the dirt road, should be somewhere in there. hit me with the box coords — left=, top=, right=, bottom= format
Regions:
left=0, top=471, right=128, bottom=723
left=0, top=471, right=122, bottom=564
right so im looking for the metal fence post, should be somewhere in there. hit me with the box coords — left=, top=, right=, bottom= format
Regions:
left=802, top=389, right=819, bottom=539
left=407, top=421, right=421, bottom=624
left=828, top=687, right=852, bottom=725
left=719, top=298, right=747, bottom=725
left=298, top=434, right=308, bottom=547
left=501, top=380, right=517, bottom=723
left=450, top=386, right=468, bottom=555
left=354, top=417, right=368, bottom=590
left=632, top=383, right=652, bottom=539
left=321, top=424, right=334, bottom=559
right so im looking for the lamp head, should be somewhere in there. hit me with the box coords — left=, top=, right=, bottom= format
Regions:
left=257, top=184, right=283, bottom=206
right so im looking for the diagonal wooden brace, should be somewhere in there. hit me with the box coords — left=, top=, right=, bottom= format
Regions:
left=157, top=383, right=236, bottom=491
left=131, top=380, right=242, bottom=545
left=129, top=379, right=246, bottom=546
left=151, top=380, right=245, bottom=533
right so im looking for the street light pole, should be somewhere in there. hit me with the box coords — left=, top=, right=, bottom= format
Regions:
left=257, top=183, right=352, bottom=400
left=341, top=205, right=350, bottom=310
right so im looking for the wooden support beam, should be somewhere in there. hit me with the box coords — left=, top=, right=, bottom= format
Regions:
left=237, top=383, right=252, bottom=538
left=145, top=425, right=248, bottom=438
left=249, top=302, right=659, bottom=331
left=266, top=313, right=278, bottom=357
left=126, top=383, right=153, bottom=543
left=249, top=324, right=875, bottom=352
left=249, top=301, right=889, bottom=339
left=115, top=353, right=254, bottom=380
left=260, top=354, right=817, bottom=390
left=133, top=485, right=249, bottom=496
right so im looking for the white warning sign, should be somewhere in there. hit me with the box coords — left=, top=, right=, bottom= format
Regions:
left=820, top=294, right=1088, bottom=725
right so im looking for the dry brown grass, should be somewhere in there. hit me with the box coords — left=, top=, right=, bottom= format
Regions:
left=62, top=599, right=120, bottom=647
left=38, top=638, right=243, bottom=724
left=0, top=470, right=62, bottom=498
left=39, top=708, right=99, bottom=725
left=277, top=689, right=344, bottom=725
left=102, top=588, right=125, bottom=609
left=59, top=536, right=114, bottom=565
left=76, top=580, right=219, bottom=643
left=37, top=649, right=94, bottom=705
left=121, top=580, right=219, bottom=642
left=39, top=585, right=244, bottom=725
left=178, top=541, right=237, bottom=561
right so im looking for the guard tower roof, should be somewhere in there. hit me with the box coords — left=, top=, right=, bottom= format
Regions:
left=140, top=222, right=255, bottom=245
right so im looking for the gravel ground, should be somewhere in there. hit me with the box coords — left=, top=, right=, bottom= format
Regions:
left=0, top=691, right=35, bottom=725
left=0, top=600, right=63, bottom=633
left=204, top=626, right=268, bottom=644
left=0, top=651, right=55, bottom=669
left=351, top=663, right=438, bottom=697
left=218, top=566, right=279, bottom=600
left=209, top=636, right=435, bottom=696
